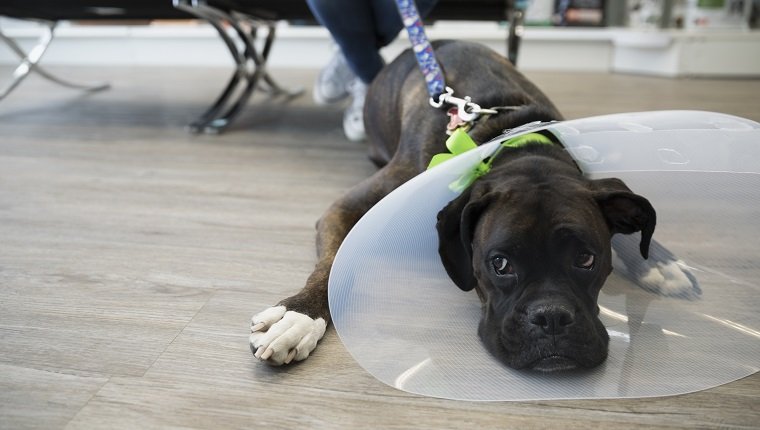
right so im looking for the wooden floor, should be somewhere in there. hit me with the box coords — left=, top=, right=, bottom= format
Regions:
left=1, top=65, right=759, bottom=429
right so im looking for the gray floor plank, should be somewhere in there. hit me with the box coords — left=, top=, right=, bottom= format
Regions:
left=0, top=364, right=108, bottom=430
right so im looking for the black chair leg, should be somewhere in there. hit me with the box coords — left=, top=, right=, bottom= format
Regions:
left=173, top=0, right=303, bottom=134
left=507, top=7, right=524, bottom=66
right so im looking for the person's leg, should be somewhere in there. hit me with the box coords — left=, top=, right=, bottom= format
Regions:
left=306, top=0, right=385, bottom=84
left=371, top=0, right=440, bottom=49
left=308, top=0, right=441, bottom=84
left=306, top=0, right=439, bottom=141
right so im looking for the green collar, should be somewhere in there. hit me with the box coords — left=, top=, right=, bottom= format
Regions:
left=427, top=128, right=554, bottom=192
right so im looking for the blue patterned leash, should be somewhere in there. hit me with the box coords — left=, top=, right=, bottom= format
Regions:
left=395, top=0, right=445, bottom=98
left=395, top=0, right=495, bottom=123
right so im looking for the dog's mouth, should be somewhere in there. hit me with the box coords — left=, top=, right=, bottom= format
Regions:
left=529, top=355, right=579, bottom=372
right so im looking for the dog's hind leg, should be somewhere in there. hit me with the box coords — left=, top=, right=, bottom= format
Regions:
left=611, top=234, right=701, bottom=300
left=250, top=164, right=415, bottom=365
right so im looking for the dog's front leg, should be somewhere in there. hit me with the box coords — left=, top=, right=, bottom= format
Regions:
left=611, top=234, right=701, bottom=299
left=250, top=166, right=414, bottom=365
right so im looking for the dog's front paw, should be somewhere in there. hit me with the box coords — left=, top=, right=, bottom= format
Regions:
left=612, top=236, right=702, bottom=300
left=635, top=259, right=701, bottom=300
left=249, top=306, right=327, bottom=365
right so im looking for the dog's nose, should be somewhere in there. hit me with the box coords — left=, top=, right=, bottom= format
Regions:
left=528, top=304, right=575, bottom=335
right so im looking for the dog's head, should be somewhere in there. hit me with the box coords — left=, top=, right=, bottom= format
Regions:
left=436, top=155, right=655, bottom=372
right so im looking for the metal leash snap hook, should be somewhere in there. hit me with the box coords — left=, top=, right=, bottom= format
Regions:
left=430, top=87, right=482, bottom=122
left=429, top=86, right=454, bottom=109
left=456, top=97, right=481, bottom=122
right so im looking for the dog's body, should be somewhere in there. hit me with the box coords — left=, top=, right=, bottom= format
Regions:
left=250, top=41, right=697, bottom=369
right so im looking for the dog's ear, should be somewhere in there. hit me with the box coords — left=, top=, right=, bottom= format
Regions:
left=436, top=186, right=492, bottom=291
left=592, top=178, right=657, bottom=259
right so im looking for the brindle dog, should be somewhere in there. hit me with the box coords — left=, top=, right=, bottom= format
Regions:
left=250, top=40, right=692, bottom=370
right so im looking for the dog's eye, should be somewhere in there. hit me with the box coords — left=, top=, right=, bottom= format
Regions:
left=491, top=255, right=514, bottom=276
left=575, top=253, right=595, bottom=270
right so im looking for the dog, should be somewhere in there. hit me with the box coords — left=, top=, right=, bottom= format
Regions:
left=250, top=40, right=697, bottom=370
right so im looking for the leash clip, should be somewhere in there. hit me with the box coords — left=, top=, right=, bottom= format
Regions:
left=430, top=86, right=493, bottom=122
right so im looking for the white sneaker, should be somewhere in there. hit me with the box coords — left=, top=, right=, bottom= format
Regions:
left=343, top=80, right=367, bottom=142
left=314, top=49, right=356, bottom=105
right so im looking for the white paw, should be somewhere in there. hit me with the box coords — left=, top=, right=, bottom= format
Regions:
left=249, top=306, right=326, bottom=365
left=638, top=260, right=699, bottom=299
